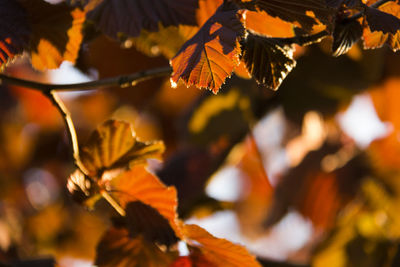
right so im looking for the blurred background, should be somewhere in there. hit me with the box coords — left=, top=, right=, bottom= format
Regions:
left=1, top=33, right=400, bottom=267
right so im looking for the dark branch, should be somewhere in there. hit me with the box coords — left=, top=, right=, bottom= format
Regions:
left=0, top=66, right=172, bottom=92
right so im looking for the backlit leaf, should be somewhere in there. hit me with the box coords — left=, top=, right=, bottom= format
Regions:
left=95, top=227, right=178, bottom=267
left=250, top=0, right=333, bottom=32
left=21, top=0, right=85, bottom=70
left=87, top=0, right=198, bottom=39
left=241, top=33, right=296, bottom=90
left=0, top=0, right=30, bottom=69
left=362, top=1, right=400, bottom=51
left=183, top=224, right=261, bottom=267
left=365, top=5, right=400, bottom=34
left=244, top=10, right=295, bottom=38
left=125, top=201, right=178, bottom=247
left=111, top=165, right=181, bottom=236
left=80, top=120, right=165, bottom=177
left=170, top=2, right=245, bottom=93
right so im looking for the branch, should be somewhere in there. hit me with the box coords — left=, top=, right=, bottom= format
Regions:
left=44, top=90, right=88, bottom=173
left=0, top=66, right=172, bottom=92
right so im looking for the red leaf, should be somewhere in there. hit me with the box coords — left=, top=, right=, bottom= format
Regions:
left=170, top=2, right=245, bottom=93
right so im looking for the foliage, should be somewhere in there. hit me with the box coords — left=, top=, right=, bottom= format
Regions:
left=1, top=0, right=400, bottom=266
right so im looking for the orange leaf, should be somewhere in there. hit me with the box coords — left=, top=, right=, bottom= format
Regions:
left=170, top=2, right=245, bottom=93
left=183, top=224, right=261, bottom=267
left=362, top=1, right=400, bottom=51
left=95, top=227, right=178, bottom=267
left=111, top=165, right=181, bottom=237
left=244, top=11, right=295, bottom=38
left=20, top=0, right=85, bottom=70
left=80, top=120, right=165, bottom=177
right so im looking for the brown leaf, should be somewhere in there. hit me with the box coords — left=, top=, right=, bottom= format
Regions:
left=80, top=120, right=165, bottom=177
left=241, top=33, right=296, bottom=90
left=183, top=224, right=262, bottom=267
left=170, top=2, right=245, bottom=93
left=95, top=227, right=178, bottom=267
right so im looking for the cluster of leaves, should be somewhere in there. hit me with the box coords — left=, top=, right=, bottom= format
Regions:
left=2, top=0, right=400, bottom=93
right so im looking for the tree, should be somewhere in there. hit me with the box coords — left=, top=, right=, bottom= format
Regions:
left=1, top=0, right=400, bottom=266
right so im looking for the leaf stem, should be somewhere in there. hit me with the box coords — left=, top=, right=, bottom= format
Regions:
left=0, top=66, right=172, bottom=92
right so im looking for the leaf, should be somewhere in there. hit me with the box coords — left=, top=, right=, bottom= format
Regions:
left=332, top=19, right=363, bottom=56
left=250, top=0, right=333, bottom=32
left=95, top=227, right=178, bottom=267
left=0, top=0, right=30, bottom=69
left=241, top=33, right=296, bottom=90
left=124, top=201, right=178, bottom=247
left=183, top=224, right=262, bottom=267
left=20, top=0, right=85, bottom=70
left=170, top=2, right=245, bottom=93
left=80, top=120, right=165, bottom=177
left=132, top=25, right=198, bottom=58
left=365, top=5, right=400, bottom=34
left=243, top=10, right=295, bottom=38
left=362, top=1, right=400, bottom=51
left=111, top=165, right=181, bottom=237
left=87, top=0, right=198, bottom=39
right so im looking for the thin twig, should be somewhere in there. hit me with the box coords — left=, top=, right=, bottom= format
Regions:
left=0, top=66, right=172, bottom=92
left=44, top=90, right=88, bottom=174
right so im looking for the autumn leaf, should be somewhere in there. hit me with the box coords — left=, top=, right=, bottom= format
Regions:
left=241, top=32, right=296, bottom=90
left=183, top=224, right=262, bottom=267
left=170, top=2, right=245, bottom=93
left=362, top=1, right=400, bottom=51
left=20, top=0, right=85, bottom=70
left=87, top=0, right=198, bottom=39
left=95, top=227, right=178, bottom=267
left=0, top=0, right=30, bottom=69
left=110, top=165, right=181, bottom=237
left=243, top=10, right=295, bottom=38
left=79, top=120, right=165, bottom=177
left=247, top=0, right=333, bottom=32
left=124, top=201, right=178, bottom=247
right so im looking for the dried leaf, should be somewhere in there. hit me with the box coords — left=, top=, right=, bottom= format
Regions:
left=95, top=227, right=178, bottom=267
left=183, top=224, right=262, bottom=267
left=241, top=33, right=296, bottom=90
left=170, top=2, right=245, bottom=93
left=80, top=120, right=165, bottom=177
